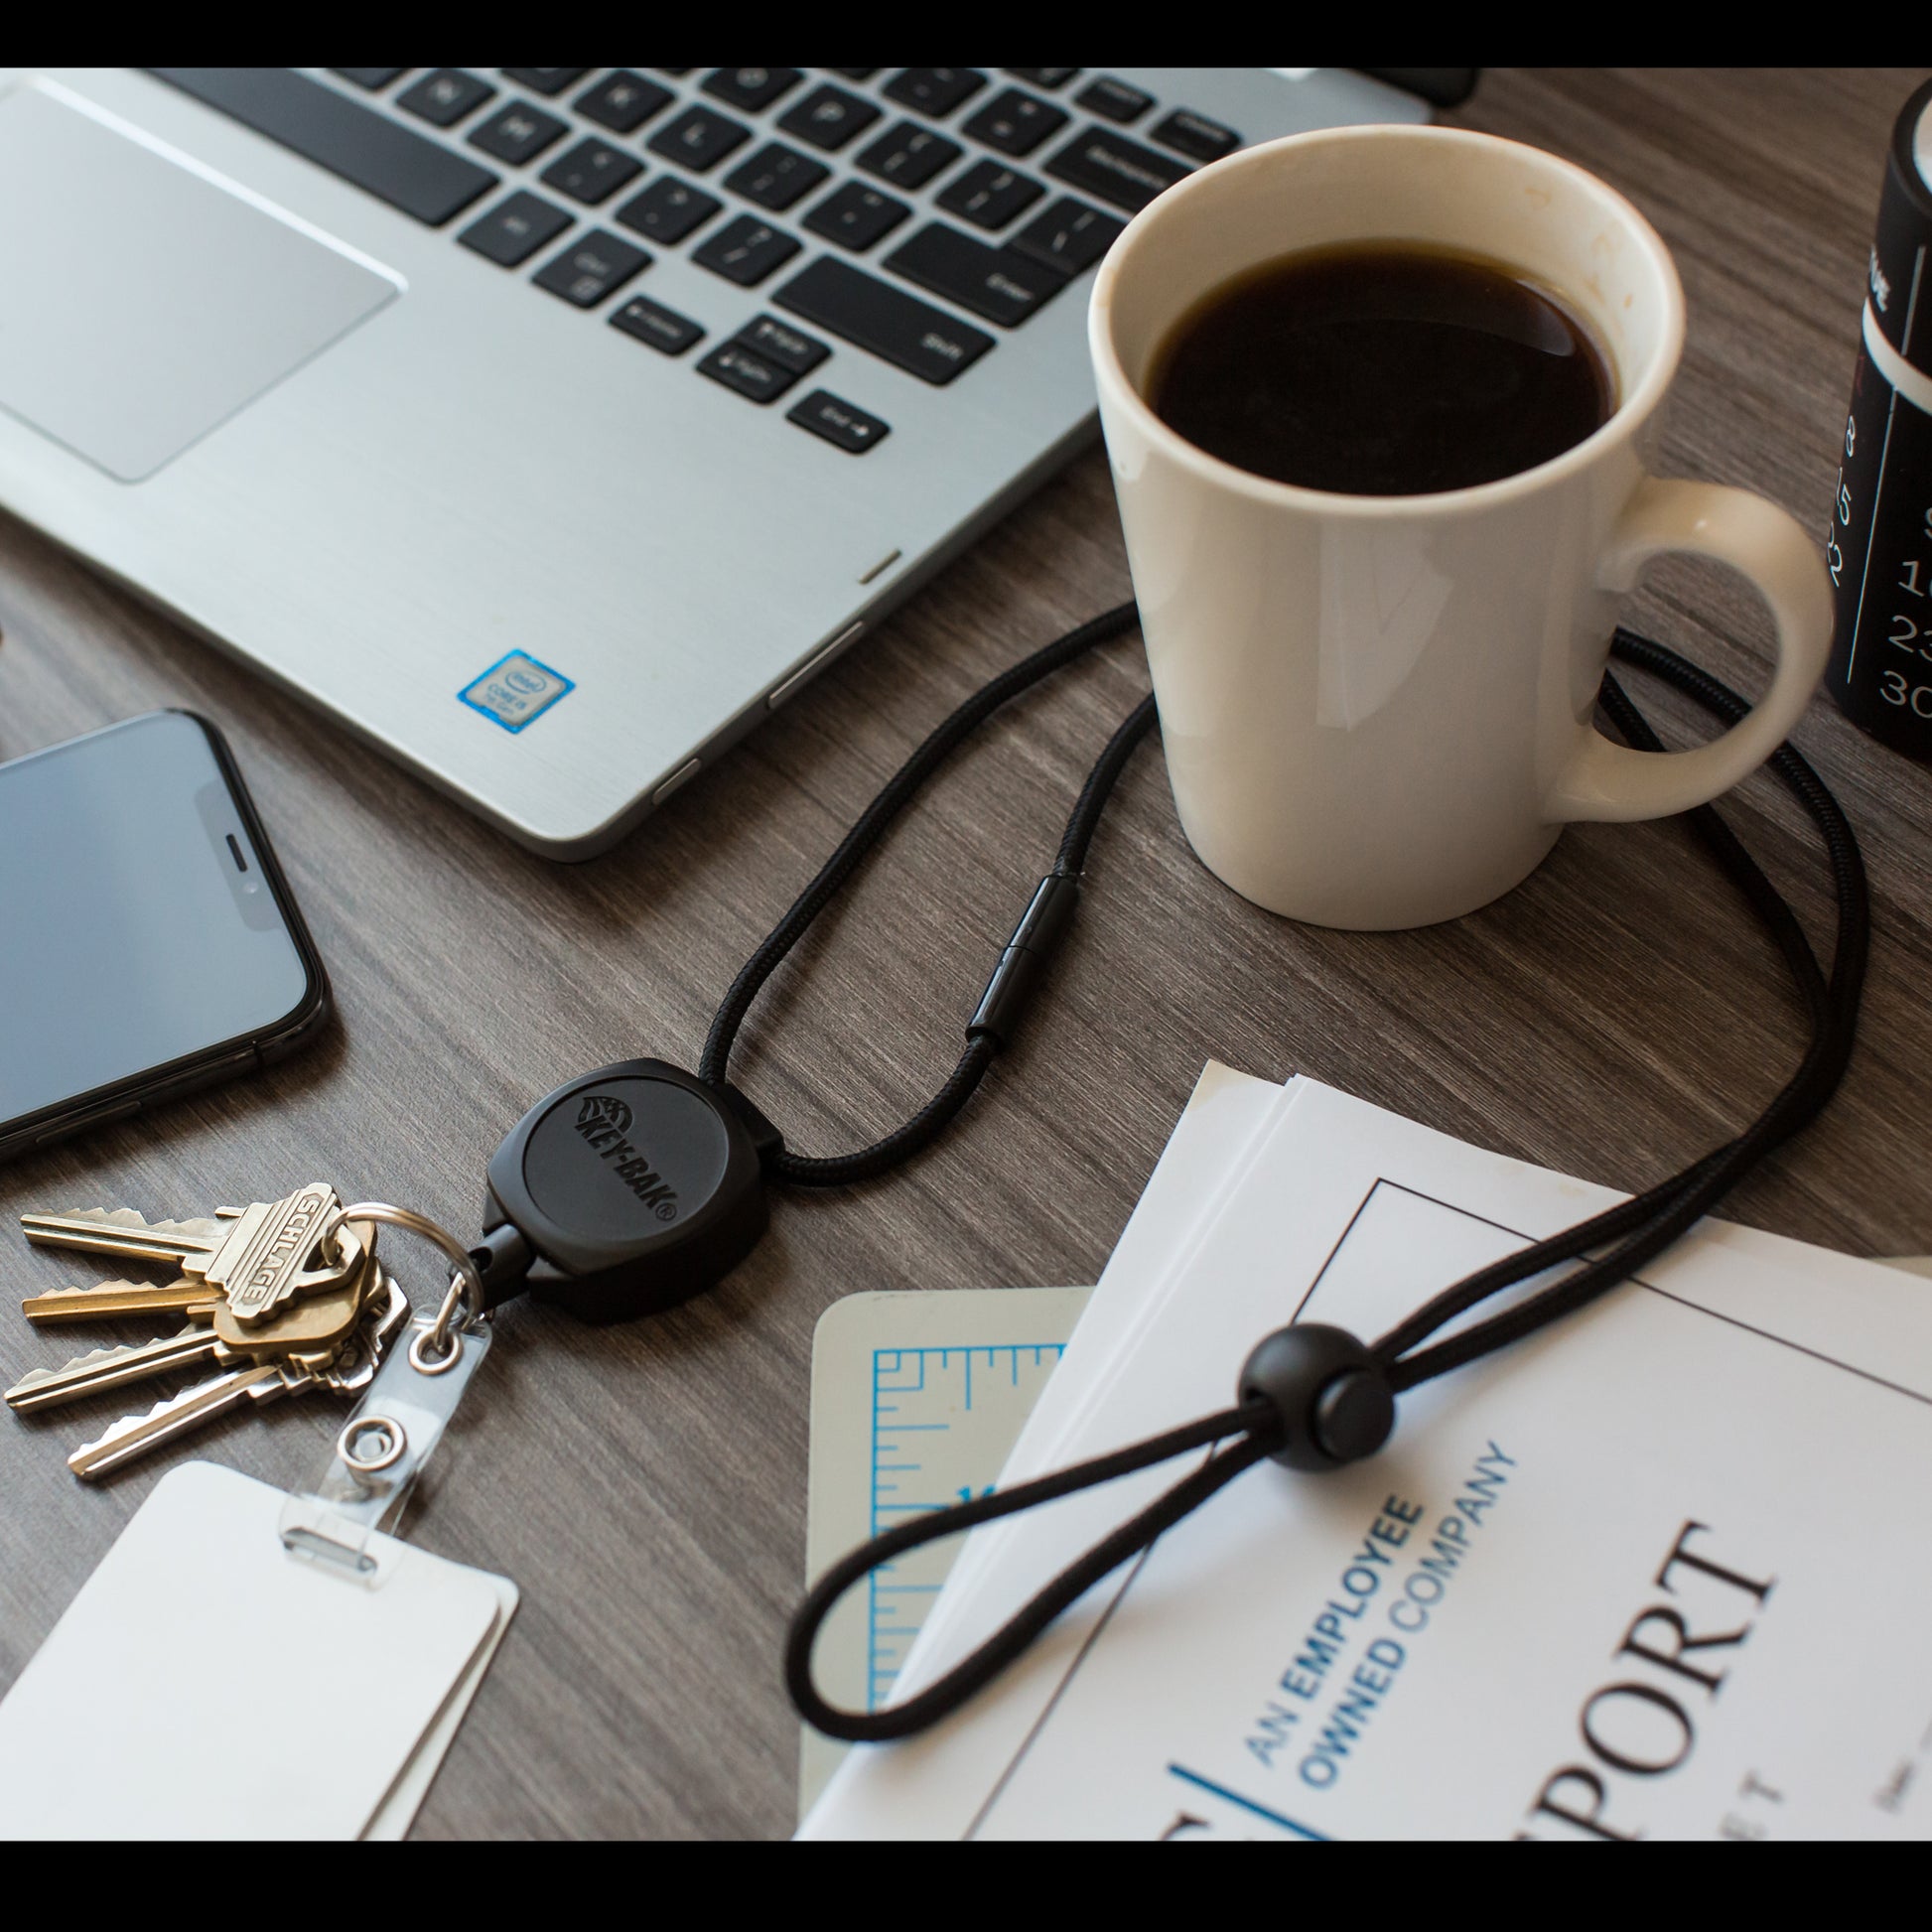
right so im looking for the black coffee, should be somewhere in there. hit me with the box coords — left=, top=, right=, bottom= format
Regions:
left=1150, top=243, right=1614, bottom=495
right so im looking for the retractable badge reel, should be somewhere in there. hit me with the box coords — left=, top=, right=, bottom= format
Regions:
left=472, top=1059, right=777, bottom=1321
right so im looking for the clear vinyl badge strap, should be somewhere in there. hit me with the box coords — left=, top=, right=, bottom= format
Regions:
left=787, top=631, right=1869, bottom=1743
left=279, top=1203, right=492, bottom=1578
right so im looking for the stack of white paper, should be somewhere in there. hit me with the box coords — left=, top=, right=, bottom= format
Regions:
left=801, top=1065, right=1932, bottom=1841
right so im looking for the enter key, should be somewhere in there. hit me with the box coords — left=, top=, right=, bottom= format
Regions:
left=884, top=220, right=1067, bottom=329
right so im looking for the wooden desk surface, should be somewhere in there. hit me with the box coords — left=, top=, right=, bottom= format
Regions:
left=0, top=69, right=1926, bottom=1839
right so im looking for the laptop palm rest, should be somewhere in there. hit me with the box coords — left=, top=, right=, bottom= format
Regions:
left=0, top=79, right=398, bottom=483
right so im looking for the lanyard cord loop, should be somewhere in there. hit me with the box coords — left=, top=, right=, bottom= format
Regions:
left=698, top=603, right=1153, bottom=1187
left=783, top=623, right=1869, bottom=1744
left=1372, top=633, right=1866, bottom=1390
left=787, top=1401, right=1279, bottom=1743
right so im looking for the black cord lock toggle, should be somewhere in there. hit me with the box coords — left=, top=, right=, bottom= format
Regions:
left=1238, top=1324, right=1395, bottom=1471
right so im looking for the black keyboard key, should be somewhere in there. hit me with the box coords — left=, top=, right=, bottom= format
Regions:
left=702, top=68, right=804, bottom=113
left=692, top=213, right=801, bottom=287
left=1008, top=196, right=1125, bottom=277
left=788, top=388, right=890, bottom=453
left=532, top=229, right=649, bottom=307
left=803, top=181, right=910, bottom=252
left=648, top=104, right=753, bottom=173
left=738, top=314, right=830, bottom=375
left=828, top=69, right=880, bottom=80
left=936, top=160, right=1043, bottom=231
left=541, top=136, right=643, bottom=206
left=1006, top=69, right=1079, bottom=90
left=778, top=82, right=881, bottom=153
left=883, top=69, right=987, bottom=118
left=1075, top=75, right=1152, bottom=123
left=576, top=70, right=675, bottom=133
left=611, top=293, right=705, bottom=355
left=855, top=121, right=962, bottom=190
left=148, top=69, right=497, bottom=226
left=885, top=221, right=1063, bottom=328
left=615, top=175, right=722, bottom=244
left=1042, top=126, right=1188, bottom=213
left=500, top=69, right=589, bottom=97
left=1151, top=108, right=1240, bottom=163
left=397, top=68, right=494, bottom=128
left=725, top=142, right=830, bottom=212
left=332, top=68, right=406, bottom=91
left=469, top=100, right=568, bottom=166
left=961, top=88, right=1067, bottom=158
left=775, top=256, right=993, bottom=385
left=698, top=341, right=800, bottom=403
left=458, top=190, right=573, bottom=266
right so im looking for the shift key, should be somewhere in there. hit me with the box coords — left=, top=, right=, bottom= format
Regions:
left=884, top=221, right=1064, bottom=328
left=774, top=256, right=994, bottom=385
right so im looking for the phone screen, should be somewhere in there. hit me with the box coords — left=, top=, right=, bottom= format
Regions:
left=0, top=712, right=316, bottom=1125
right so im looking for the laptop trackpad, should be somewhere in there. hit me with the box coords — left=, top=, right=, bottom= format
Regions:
left=0, top=80, right=398, bottom=483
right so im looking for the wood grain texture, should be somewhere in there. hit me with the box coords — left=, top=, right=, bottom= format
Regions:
left=0, top=69, right=1926, bottom=1839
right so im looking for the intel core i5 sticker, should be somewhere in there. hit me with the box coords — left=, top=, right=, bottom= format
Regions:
left=459, top=652, right=574, bottom=733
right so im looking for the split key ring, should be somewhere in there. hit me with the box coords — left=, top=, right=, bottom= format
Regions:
left=322, top=1201, right=486, bottom=1374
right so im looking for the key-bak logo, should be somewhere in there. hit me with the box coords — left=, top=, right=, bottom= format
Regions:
left=574, top=1095, right=678, bottom=1220
left=579, top=1094, right=632, bottom=1136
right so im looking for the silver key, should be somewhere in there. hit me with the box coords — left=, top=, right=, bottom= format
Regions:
left=68, top=1359, right=297, bottom=1479
left=65, top=1276, right=408, bottom=1480
left=7, top=1322, right=220, bottom=1413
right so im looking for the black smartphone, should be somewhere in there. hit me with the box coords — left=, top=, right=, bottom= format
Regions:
left=0, top=711, right=329, bottom=1161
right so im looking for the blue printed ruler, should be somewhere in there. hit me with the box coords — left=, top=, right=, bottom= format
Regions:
left=802, top=1287, right=1092, bottom=1819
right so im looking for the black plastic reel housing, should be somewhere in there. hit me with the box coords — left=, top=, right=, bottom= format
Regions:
left=483, top=1057, right=776, bottom=1322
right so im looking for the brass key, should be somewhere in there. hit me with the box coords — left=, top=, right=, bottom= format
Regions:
left=21, top=1185, right=360, bottom=1325
left=22, top=1277, right=223, bottom=1326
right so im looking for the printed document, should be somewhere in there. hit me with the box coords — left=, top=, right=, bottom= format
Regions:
left=802, top=1071, right=1932, bottom=1840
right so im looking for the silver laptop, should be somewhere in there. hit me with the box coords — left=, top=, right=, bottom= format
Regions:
left=0, top=67, right=1426, bottom=857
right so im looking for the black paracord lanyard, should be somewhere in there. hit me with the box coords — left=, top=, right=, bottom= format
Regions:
left=755, top=610, right=1869, bottom=1745
left=460, top=601, right=1866, bottom=1741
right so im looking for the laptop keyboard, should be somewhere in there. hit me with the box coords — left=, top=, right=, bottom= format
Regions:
left=146, top=68, right=1243, bottom=456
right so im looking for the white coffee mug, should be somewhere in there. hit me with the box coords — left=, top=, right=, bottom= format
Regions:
left=1090, top=125, right=1833, bottom=929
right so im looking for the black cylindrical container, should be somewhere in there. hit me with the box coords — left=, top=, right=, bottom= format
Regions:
left=1825, top=77, right=1932, bottom=757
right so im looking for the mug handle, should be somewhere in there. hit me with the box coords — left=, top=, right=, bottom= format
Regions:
left=1544, top=479, right=1834, bottom=824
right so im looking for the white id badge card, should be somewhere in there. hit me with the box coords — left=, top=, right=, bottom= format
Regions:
left=0, top=1461, right=517, bottom=1839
